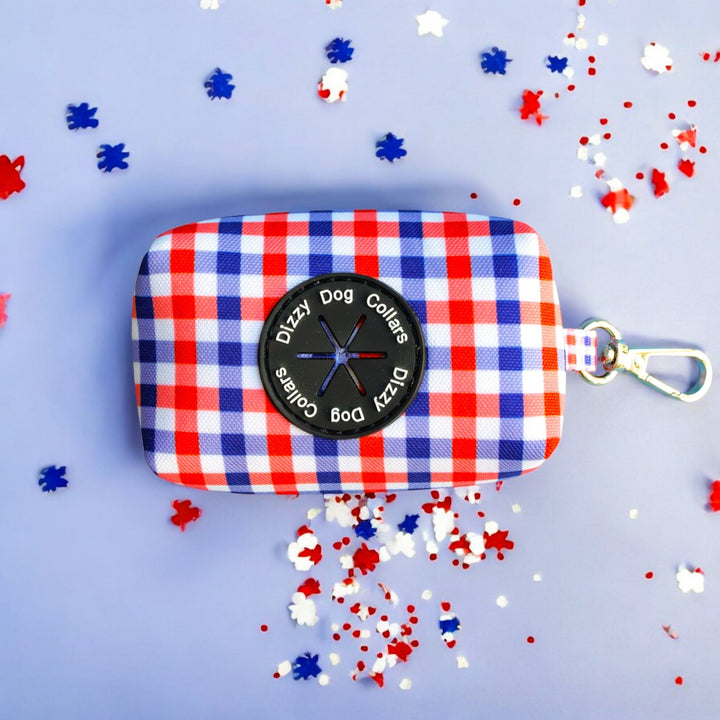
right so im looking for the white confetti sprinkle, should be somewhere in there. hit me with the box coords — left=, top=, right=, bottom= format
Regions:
left=598, top=33, right=609, bottom=46
left=306, top=507, right=322, bottom=521
left=511, top=503, right=522, bottom=513
left=606, top=177, right=624, bottom=192
left=563, top=66, right=575, bottom=79
left=325, top=496, right=355, bottom=526
left=577, top=146, right=589, bottom=162
left=432, top=507, right=455, bottom=542
left=199, top=0, right=222, bottom=9
left=421, top=589, right=433, bottom=600
left=416, top=9, right=449, bottom=38
left=629, top=508, right=639, bottom=519
left=288, top=593, right=319, bottom=627
left=325, top=0, right=342, bottom=8
left=457, top=655, right=470, bottom=669
left=641, top=42, right=673, bottom=74
left=575, top=38, right=588, bottom=51
left=318, top=67, right=348, bottom=103
left=570, top=185, right=583, bottom=198
left=533, top=573, right=543, bottom=582
left=399, top=678, right=412, bottom=690
left=318, top=673, right=330, bottom=686
left=496, top=595, right=508, bottom=608
left=593, top=152, right=607, bottom=168
left=676, top=566, right=705, bottom=594
left=484, top=520, right=499, bottom=535
left=612, top=208, right=630, bottom=225
left=588, top=133, right=601, bottom=145
left=276, top=660, right=292, bottom=677
left=329, top=653, right=341, bottom=666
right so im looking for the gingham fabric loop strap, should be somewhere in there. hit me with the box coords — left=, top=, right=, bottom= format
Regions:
left=564, top=328, right=597, bottom=372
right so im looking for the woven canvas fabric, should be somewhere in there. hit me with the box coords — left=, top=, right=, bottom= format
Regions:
left=564, top=328, right=597, bottom=372
left=132, top=211, right=568, bottom=494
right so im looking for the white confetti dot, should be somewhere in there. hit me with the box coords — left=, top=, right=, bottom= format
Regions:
left=612, top=208, right=630, bottom=225
left=306, top=507, right=322, bottom=521
left=421, top=589, right=433, bottom=600
left=329, top=653, right=341, bottom=666
left=570, top=185, right=583, bottom=198
left=598, top=34, right=609, bottom=46
left=676, top=566, right=705, bottom=594
left=276, top=660, right=292, bottom=677
left=589, top=133, right=601, bottom=145
left=593, top=152, right=607, bottom=168
left=457, top=655, right=470, bottom=669
left=629, top=509, right=639, bottom=519
left=511, top=503, right=522, bottom=513
left=399, top=678, right=413, bottom=690
left=496, top=595, right=508, bottom=608
left=577, top=146, right=589, bottom=162
left=533, top=573, right=543, bottom=582
left=318, top=673, right=330, bottom=686
left=575, top=38, right=588, bottom=51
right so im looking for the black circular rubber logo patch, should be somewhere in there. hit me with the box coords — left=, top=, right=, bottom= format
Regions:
left=258, top=273, right=426, bottom=439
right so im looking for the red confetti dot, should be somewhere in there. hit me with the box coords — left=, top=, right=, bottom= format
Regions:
left=260, top=624, right=268, bottom=632
left=512, top=198, right=521, bottom=206
left=452, top=558, right=460, bottom=566
left=343, top=622, right=352, bottom=631
left=333, top=541, right=343, bottom=550
left=477, top=510, right=485, bottom=517
left=699, top=146, right=707, bottom=154
left=357, top=661, right=365, bottom=671
left=410, top=639, right=420, bottom=648
left=554, top=92, right=560, bottom=99
left=600, top=118, right=608, bottom=125
left=578, top=0, right=585, bottom=7
left=603, top=132, right=612, bottom=140
left=567, top=84, right=576, bottom=92
left=687, top=100, right=697, bottom=107
left=636, top=172, right=644, bottom=180
left=527, top=636, right=535, bottom=644
left=337, top=597, right=344, bottom=604
left=409, top=616, right=419, bottom=625
left=702, top=52, right=710, bottom=61
left=588, top=67, right=596, bottom=76
left=588, top=55, right=596, bottom=63
left=429, top=553, right=437, bottom=561
left=333, top=633, right=341, bottom=641
left=645, top=572, right=654, bottom=579
left=675, top=676, right=684, bottom=685
left=407, top=605, right=415, bottom=613
left=273, top=672, right=280, bottom=679
left=381, top=614, right=388, bottom=622
left=660, top=142, right=669, bottom=150
left=352, top=630, right=361, bottom=639
left=668, top=112, right=676, bottom=120
left=579, top=136, right=589, bottom=145
left=623, top=101, right=633, bottom=108
left=470, top=192, right=478, bottom=199
left=441, top=601, right=451, bottom=612
left=342, top=536, right=351, bottom=545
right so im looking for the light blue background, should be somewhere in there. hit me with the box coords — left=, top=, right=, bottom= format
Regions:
left=1, top=1, right=719, bottom=718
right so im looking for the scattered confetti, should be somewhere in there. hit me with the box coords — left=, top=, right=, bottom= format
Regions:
left=439, top=611, right=461, bottom=648
left=317, top=67, right=348, bottom=103
left=651, top=168, right=670, bottom=198
left=307, top=507, right=322, bottom=521
left=289, top=592, right=319, bottom=627
left=519, top=90, right=547, bottom=125
left=569, top=185, right=583, bottom=198
left=675, top=675, right=684, bottom=686
left=275, top=660, right=292, bottom=678
left=399, top=677, right=412, bottom=690
left=288, top=526, right=323, bottom=571
left=457, top=655, right=469, bottom=669
left=708, top=480, right=720, bottom=511
left=398, top=514, right=420, bottom=534
left=66, top=103, right=98, bottom=130
left=96, top=144, right=129, bottom=173
left=325, top=37, right=354, bottom=64
left=0, top=293, right=10, bottom=328
left=480, top=47, right=512, bottom=75
left=641, top=42, right=673, bottom=74
left=527, top=636, right=536, bottom=644
left=376, top=133, right=407, bottom=162
left=676, top=566, right=704, bottom=594
left=496, top=595, right=508, bottom=608
left=546, top=55, right=571, bottom=76
left=0, top=155, right=26, bottom=199
left=204, top=67, right=235, bottom=100
left=38, top=465, right=68, bottom=493
left=601, top=178, right=635, bottom=224
left=292, top=653, right=322, bottom=681
left=170, top=499, right=202, bottom=531
left=662, top=624, right=680, bottom=640
left=629, top=509, right=639, bottom=519
left=325, top=0, right=342, bottom=8
left=533, top=573, right=543, bottom=582
left=700, top=50, right=720, bottom=63
left=416, top=10, right=448, bottom=38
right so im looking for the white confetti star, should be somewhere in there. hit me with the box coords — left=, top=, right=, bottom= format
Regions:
left=416, top=10, right=449, bottom=38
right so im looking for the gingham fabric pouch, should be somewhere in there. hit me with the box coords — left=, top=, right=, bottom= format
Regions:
left=132, top=211, right=598, bottom=494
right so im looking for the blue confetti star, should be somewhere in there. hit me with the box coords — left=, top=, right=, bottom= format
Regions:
left=326, top=37, right=354, bottom=64
left=546, top=55, right=569, bottom=74
left=398, top=514, right=419, bottom=534
left=96, top=143, right=129, bottom=172
left=204, top=67, right=235, bottom=100
left=354, top=519, right=377, bottom=540
left=66, top=103, right=98, bottom=130
left=439, top=616, right=461, bottom=634
left=38, top=465, right=68, bottom=492
left=376, top=132, right=407, bottom=162
left=292, top=652, right=322, bottom=680
left=480, top=47, right=512, bottom=75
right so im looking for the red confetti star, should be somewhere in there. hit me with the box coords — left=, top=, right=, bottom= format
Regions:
left=0, top=155, right=26, bottom=200
left=678, top=158, right=695, bottom=177
left=387, top=640, right=413, bottom=663
left=519, top=90, right=548, bottom=125
left=651, top=169, right=670, bottom=198
left=709, top=480, right=720, bottom=512
left=170, top=499, right=202, bottom=531
left=353, top=543, right=380, bottom=575
left=483, top=528, right=514, bottom=558
left=601, top=188, right=635, bottom=214
left=675, top=126, right=697, bottom=148
left=297, top=577, right=321, bottom=597
left=298, top=543, right=322, bottom=565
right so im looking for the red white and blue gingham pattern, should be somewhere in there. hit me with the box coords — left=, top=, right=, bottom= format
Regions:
left=132, top=211, right=568, bottom=494
left=564, top=328, right=597, bottom=372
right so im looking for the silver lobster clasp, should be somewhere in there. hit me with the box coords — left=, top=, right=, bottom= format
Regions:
left=578, top=319, right=712, bottom=402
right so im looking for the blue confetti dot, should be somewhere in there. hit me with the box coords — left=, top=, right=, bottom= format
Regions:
left=439, top=616, right=461, bottom=634
left=376, top=133, right=407, bottom=163
left=38, top=465, right=68, bottom=492
left=480, top=47, right=512, bottom=75
left=354, top=519, right=377, bottom=540
left=96, top=143, right=129, bottom=172
left=292, top=652, right=322, bottom=680
left=546, top=55, right=569, bottom=74
left=66, top=103, right=98, bottom=130
left=398, top=514, right=419, bottom=534
left=204, top=67, right=235, bottom=100
left=326, top=37, right=354, bottom=64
